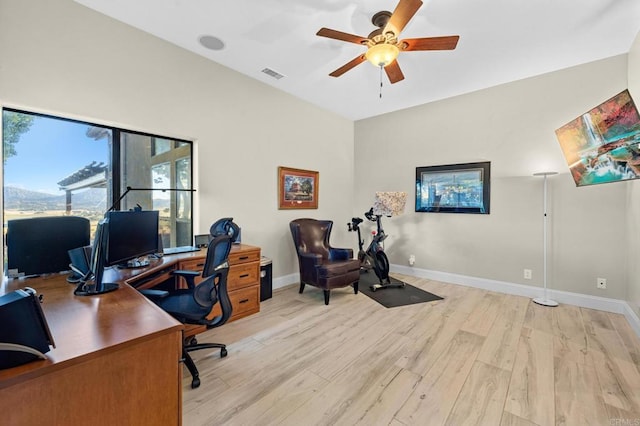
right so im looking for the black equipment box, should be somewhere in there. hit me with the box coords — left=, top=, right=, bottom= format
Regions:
left=0, top=288, right=55, bottom=369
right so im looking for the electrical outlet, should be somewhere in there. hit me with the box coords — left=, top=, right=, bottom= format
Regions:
left=597, top=278, right=607, bottom=289
left=524, top=269, right=532, bottom=280
left=409, top=255, right=415, bottom=266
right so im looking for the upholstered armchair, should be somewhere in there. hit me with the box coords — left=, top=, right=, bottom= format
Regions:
left=289, top=218, right=360, bottom=305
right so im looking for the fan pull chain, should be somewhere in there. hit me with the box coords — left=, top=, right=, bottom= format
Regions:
left=379, top=65, right=384, bottom=99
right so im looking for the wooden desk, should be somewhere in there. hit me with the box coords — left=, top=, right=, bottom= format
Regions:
left=0, top=273, right=183, bottom=425
left=120, top=244, right=262, bottom=322
left=0, top=244, right=261, bottom=425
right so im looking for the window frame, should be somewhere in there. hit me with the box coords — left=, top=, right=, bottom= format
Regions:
left=2, top=107, right=194, bottom=247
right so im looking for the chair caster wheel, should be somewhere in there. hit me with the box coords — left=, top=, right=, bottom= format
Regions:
left=220, top=348, right=228, bottom=358
left=191, top=378, right=200, bottom=389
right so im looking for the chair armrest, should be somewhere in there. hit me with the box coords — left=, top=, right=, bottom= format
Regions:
left=299, top=252, right=322, bottom=268
left=139, top=289, right=169, bottom=299
left=172, top=269, right=201, bottom=289
left=328, top=247, right=353, bottom=261
left=173, top=270, right=201, bottom=278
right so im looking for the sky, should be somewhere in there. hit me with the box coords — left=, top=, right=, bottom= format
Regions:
left=4, top=115, right=109, bottom=194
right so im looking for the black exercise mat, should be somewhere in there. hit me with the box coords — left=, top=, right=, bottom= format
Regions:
left=358, top=271, right=443, bottom=308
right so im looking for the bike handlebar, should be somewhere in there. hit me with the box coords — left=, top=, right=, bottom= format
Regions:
left=364, top=207, right=377, bottom=222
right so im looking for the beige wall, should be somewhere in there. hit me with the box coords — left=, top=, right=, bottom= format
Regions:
left=354, top=55, right=630, bottom=299
left=627, top=30, right=640, bottom=317
left=1, top=0, right=638, bottom=303
left=0, top=0, right=355, bottom=279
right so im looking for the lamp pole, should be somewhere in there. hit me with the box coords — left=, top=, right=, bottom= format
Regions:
left=106, top=186, right=196, bottom=212
left=533, top=172, right=558, bottom=307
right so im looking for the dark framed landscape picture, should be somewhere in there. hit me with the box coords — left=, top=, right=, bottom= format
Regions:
left=278, top=166, right=318, bottom=209
left=416, top=161, right=490, bottom=214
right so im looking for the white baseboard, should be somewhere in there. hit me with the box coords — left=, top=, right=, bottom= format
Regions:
left=273, top=273, right=299, bottom=291
left=623, top=303, right=640, bottom=339
left=271, top=266, right=640, bottom=339
left=391, top=264, right=640, bottom=339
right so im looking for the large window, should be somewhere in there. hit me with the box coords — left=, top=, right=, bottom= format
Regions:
left=2, top=108, right=193, bottom=250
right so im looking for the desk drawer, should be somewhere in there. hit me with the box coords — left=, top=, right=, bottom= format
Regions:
left=176, top=258, right=207, bottom=287
left=130, top=265, right=177, bottom=290
left=228, top=248, right=260, bottom=265
left=207, top=285, right=260, bottom=321
left=228, top=262, right=259, bottom=291
left=229, top=286, right=260, bottom=319
left=179, top=258, right=206, bottom=271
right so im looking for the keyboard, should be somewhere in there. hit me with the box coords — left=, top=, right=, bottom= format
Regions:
left=163, top=245, right=201, bottom=255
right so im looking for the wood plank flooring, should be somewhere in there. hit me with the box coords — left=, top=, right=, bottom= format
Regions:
left=182, top=274, right=640, bottom=426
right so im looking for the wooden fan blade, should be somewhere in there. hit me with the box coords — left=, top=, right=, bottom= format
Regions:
left=384, top=0, right=423, bottom=36
left=384, top=60, right=405, bottom=84
left=317, top=28, right=368, bottom=45
left=329, top=54, right=367, bottom=77
left=400, top=35, right=460, bottom=51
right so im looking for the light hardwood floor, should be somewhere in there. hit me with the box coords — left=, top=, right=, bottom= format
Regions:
left=182, top=274, right=640, bottom=425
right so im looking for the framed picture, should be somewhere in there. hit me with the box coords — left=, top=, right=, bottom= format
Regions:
left=278, top=166, right=319, bottom=209
left=555, top=89, right=640, bottom=187
left=416, top=161, right=490, bottom=214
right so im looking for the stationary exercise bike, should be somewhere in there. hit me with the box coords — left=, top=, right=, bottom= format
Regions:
left=348, top=208, right=404, bottom=291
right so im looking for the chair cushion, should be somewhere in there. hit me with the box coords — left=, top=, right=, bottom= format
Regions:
left=313, top=258, right=360, bottom=290
left=157, top=290, right=211, bottom=323
left=317, top=259, right=360, bottom=278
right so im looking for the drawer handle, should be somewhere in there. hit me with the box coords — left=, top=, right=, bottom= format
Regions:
left=196, top=263, right=204, bottom=267
left=239, top=299, right=249, bottom=304
left=239, top=256, right=249, bottom=260
left=239, top=273, right=249, bottom=278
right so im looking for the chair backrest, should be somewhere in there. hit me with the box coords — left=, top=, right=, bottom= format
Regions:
left=289, top=218, right=333, bottom=259
left=194, top=234, right=233, bottom=325
left=201, top=233, right=233, bottom=278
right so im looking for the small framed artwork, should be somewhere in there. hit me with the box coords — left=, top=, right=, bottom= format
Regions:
left=278, top=166, right=319, bottom=209
left=416, top=161, right=490, bottom=214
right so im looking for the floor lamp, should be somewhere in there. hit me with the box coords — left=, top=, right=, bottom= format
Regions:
left=533, top=172, right=558, bottom=307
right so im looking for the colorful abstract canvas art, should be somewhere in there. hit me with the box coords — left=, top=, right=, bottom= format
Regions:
left=555, top=90, right=640, bottom=186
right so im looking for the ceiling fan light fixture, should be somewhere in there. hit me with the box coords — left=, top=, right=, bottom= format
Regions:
left=365, top=43, right=399, bottom=67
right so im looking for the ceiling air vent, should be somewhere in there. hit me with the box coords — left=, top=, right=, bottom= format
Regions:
left=261, top=68, right=285, bottom=80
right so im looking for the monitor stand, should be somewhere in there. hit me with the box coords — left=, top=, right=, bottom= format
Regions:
left=74, top=282, right=119, bottom=296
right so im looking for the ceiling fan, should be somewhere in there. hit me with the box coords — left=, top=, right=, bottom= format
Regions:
left=316, top=0, right=459, bottom=84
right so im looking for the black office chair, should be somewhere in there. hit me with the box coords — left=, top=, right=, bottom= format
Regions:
left=143, top=234, right=233, bottom=389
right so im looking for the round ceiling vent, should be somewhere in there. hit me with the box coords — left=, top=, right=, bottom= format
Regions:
left=198, top=35, right=225, bottom=51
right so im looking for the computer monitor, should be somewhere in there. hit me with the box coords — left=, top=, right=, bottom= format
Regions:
left=74, top=218, right=118, bottom=296
left=73, top=210, right=159, bottom=296
left=7, top=216, right=90, bottom=277
left=105, top=210, right=159, bottom=267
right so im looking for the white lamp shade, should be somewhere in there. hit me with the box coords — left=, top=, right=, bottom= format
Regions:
left=372, top=192, right=407, bottom=216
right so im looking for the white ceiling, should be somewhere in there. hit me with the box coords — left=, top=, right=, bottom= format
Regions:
left=75, top=0, right=640, bottom=121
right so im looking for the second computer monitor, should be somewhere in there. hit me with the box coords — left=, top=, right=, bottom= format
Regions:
left=105, top=210, right=159, bottom=267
